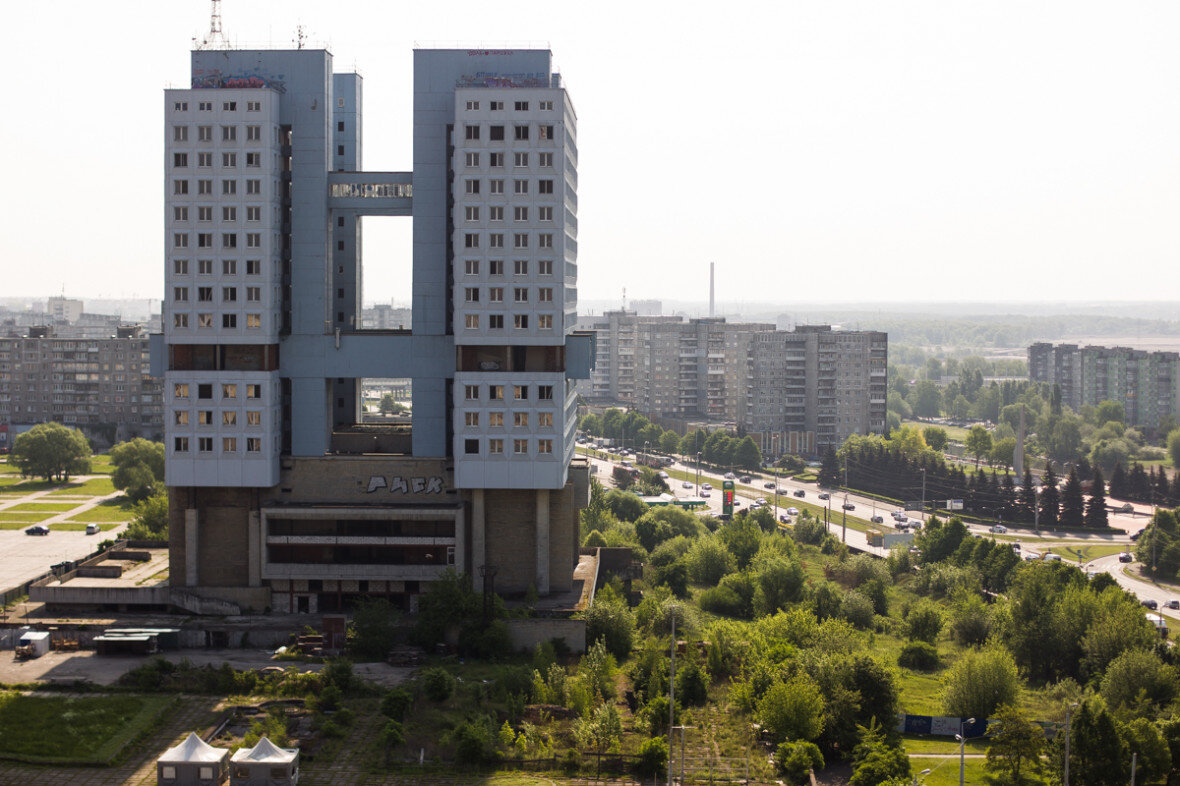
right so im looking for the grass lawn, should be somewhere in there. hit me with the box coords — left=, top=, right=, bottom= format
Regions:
left=1049, top=543, right=1127, bottom=562
left=0, top=477, right=64, bottom=493
left=89, top=455, right=115, bottom=474
left=0, top=461, right=22, bottom=475
left=903, top=419, right=972, bottom=442
left=0, top=692, right=175, bottom=765
left=903, top=735, right=989, bottom=755
left=5, top=502, right=81, bottom=512
left=53, top=521, right=123, bottom=532
left=46, top=477, right=117, bottom=496
left=65, top=498, right=136, bottom=522
left=910, top=755, right=988, bottom=784
left=0, top=513, right=56, bottom=526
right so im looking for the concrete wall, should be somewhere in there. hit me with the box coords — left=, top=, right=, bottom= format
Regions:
left=506, top=618, right=585, bottom=654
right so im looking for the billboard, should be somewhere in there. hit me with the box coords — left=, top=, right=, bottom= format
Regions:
left=722, top=480, right=735, bottom=517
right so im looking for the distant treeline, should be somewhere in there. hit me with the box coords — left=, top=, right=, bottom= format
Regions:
left=842, top=315, right=1180, bottom=349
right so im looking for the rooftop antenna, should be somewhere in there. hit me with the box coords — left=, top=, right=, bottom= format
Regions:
left=296, top=25, right=306, bottom=50
left=622, top=287, right=627, bottom=310
left=195, top=0, right=230, bottom=50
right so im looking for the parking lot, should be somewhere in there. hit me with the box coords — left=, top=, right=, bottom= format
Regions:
left=0, top=526, right=121, bottom=598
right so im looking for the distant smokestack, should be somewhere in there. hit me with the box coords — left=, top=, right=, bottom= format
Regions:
left=709, top=262, right=715, bottom=317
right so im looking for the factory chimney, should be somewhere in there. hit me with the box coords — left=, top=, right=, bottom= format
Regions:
left=709, top=262, right=715, bottom=317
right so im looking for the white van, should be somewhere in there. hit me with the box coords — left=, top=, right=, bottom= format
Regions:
left=85, top=523, right=100, bottom=535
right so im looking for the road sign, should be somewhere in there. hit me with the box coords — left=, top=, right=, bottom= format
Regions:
left=945, top=500, right=964, bottom=510
left=722, top=480, right=735, bottom=517
left=905, top=500, right=923, bottom=511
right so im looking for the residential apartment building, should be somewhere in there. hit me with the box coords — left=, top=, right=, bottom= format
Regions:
left=584, top=312, right=885, bottom=454
left=160, top=44, right=590, bottom=615
left=0, top=326, right=163, bottom=447
left=1029, top=342, right=1180, bottom=431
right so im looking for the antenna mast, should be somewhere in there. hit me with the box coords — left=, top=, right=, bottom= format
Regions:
left=196, top=0, right=231, bottom=50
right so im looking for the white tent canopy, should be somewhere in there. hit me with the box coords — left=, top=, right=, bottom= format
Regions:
left=160, top=733, right=228, bottom=764
left=231, top=736, right=298, bottom=764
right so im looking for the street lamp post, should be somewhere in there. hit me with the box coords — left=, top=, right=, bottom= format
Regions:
left=957, top=717, right=975, bottom=786
left=695, top=451, right=702, bottom=496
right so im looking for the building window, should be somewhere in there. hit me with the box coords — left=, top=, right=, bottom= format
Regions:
left=514, top=180, right=529, bottom=195
left=464, top=125, right=481, bottom=140
left=246, top=314, right=261, bottom=328
left=174, top=410, right=189, bottom=425
left=464, top=438, right=480, bottom=454
left=221, top=206, right=237, bottom=222
left=514, top=439, right=528, bottom=454
left=538, top=314, right=553, bottom=329
left=538, top=385, right=554, bottom=400
left=222, top=411, right=237, bottom=425
left=539, top=180, right=554, bottom=194
left=222, top=314, right=237, bottom=328
left=466, top=100, right=480, bottom=111
left=246, top=206, right=261, bottom=221
left=222, top=233, right=237, bottom=249
left=489, top=152, right=504, bottom=168
left=465, top=206, right=480, bottom=222
left=489, top=411, right=504, bottom=427
left=489, top=233, right=504, bottom=248
left=513, top=260, right=528, bottom=275
left=514, top=206, right=528, bottom=222
left=489, top=259, right=504, bottom=276
left=222, top=180, right=237, bottom=195
left=490, top=101, right=504, bottom=111
left=173, top=180, right=189, bottom=195
left=489, top=206, right=504, bottom=222
left=464, top=287, right=480, bottom=303
left=173, top=313, right=189, bottom=328
left=538, top=234, right=553, bottom=248
left=489, top=438, right=503, bottom=454
left=247, top=125, right=261, bottom=141
left=173, top=234, right=189, bottom=249
left=488, top=314, right=504, bottom=329
left=246, top=233, right=261, bottom=248
left=539, top=152, right=553, bottom=167
left=247, top=410, right=261, bottom=425
left=220, top=259, right=236, bottom=275
left=174, top=383, right=189, bottom=398
left=222, top=286, right=237, bottom=301
left=514, top=412, right=529, bottom=427
left=539, top=100, right=553, bottom=111
left=173, top=152, right=188, bottom=168
left=197, top=410, right=213, bottom=425
left=173, top=259, right=189, bottom=274
left=247, top=259, right=261, bottom=275
left=222, top=437, right=237, bottom=452
left=540, top=125, right=555, bottom=140
left=246, top=179, right=261, bottom=194
left=465, top=385, right=479, bottom=401
left=197, top=233, right=213, bottom=248
left=513, top=233, right=528, bottom=249
left=514, top=101, right=529, bottom=111
left=246, top=152, right=261, bottom=167
left=538, top=260, right=554, bottom=276
left=539, top=412, right=553, bottom=427
left=247, top=286, right=260, bottom=301
left=222, top=101, right=237, bottom=111
left=198, top=180, right=213, bottom=195
left=197, top=152, right=212, bottom=168
left=222, top=152, right=237, bottom=167
left=173, top=206, right=189, bottom=222
left=222, top=384, right=237, bottom=398
left=197, top=124, right=213, bottom=140
left=247, top=101, right=261, bottom=112
left=489, top=287, right=503, bottom=302
left=489, top=179, right=504, bottom=194
left=197, top=313, right=213, bottom=328
left=247, top=438, right=261, bottom=452
left=464, top=314, right=479, bottom=329
left=514, top=125, right=529, bottom=141
left=514, top=288, right=528, bottom=303
left=538, top=206, right=553, bottom=221
left=198, top=259, right=213, bottom=274
left=464, top=233, right=480, bottom=249
left=247, top=384, right=261, bottom=399
left=538, top=439, right=553, bottom=454
left=465, top=411, right=479, bottom=427
left=538, top=288, right=553, bottom=302
left=514, top=152, right=529, bottom=168
left=173, top=287, right=189, bottom=302
left=490, top=385, right=504, bottom=400
left=173, top=437, right=188, bottom=453
left=489, top=125, right=505, bottom=141
left=198, top=287, right=213, bottom=302
left=464, top=260, right=479, bottom=275
left=465, top=152, right=479, bottom=167
left=197, top=207, right=212, bottom=222
left=222, top=125, right=236, bottom=141
left=514, top=314, right=530, bottom=330
left=465, top=179, right=480, bottom=195
left=514, top=385, right=528, bottom=400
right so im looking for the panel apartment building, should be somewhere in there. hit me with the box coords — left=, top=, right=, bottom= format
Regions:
left=1029, top=342, right=1180, bottom=431
left=160, top=44, right=590, bottom=614
left=582, top=311, right=886, bottom=454
left=0, top=325, right=163, bottom=449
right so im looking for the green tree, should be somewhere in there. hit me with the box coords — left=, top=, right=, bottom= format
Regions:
left=758, top=676, right=826, bottom=743
left=990, top=437, right=1017, bottom=470
left=1060, top=467, right=1085, bottom=529
left=775, top=740, right=823, bottom=785
left=659, top=430, right=681, bottom=454
left=349, top=597, right=400, bottom=660
left=903, top=599, right=944, bottom=643
left=378, top=393, right=408, bottom=415
left=1085, top=467, right=1109, bottom=529
left=604, top=489, right=646, bottom=522
left=11, top=422, right=91, bottom=482
left=1039, top=465, right=1060, bottom=528
left=985, top=703, right=1046, bottom=785
left=584, top=594, right=635, bottom=660
left=733, top=436, right=762, bottom=471
left=685, top=536, right=736, bottom=585
left=109, top=438, right=165, bottom=501
left=579, top=413, right=602, bottom=436
left=909, top=380, right=942, bottom=418
left=1099, top=649, right=1177, bottom=714
left=848, top=720, right=910, bottom=786
left=1121, top=718, right=1171, bottom=786
left=123, top=493, right=169, bottom=541
left=818, top=446, right=841, bottom=488
left=573, top=703, right=623, bottom=762
left=965, top=425, right=993, bottom=465
left=1067, top=698, right=1128, bottom=786
left=1095, top=400, right=1126, bottom=426
left=940, top=644, right=1020, bottom=720
left=923, top=426, right=948, bottom=452
left=1167, top=428, right=1180, bottom=470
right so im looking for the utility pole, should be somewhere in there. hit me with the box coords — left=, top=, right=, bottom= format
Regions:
left=1131, top=751, right=1138, bottom=785
left=920, top=467, right=927, bottom=520
left=667, top=615, right=676, bottom=786
left=842, top=493, right=847, bottom=543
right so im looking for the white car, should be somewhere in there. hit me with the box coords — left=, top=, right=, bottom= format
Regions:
left=724, top=472, right=737, bottom=479
left=682, top=481, right=693, bottom=489
left=702, top=483, right=712, bottom=491
left=700, top=489, right=711, bottom=498
left=658, top=471, right=669, bottom=479
left=786, top=507, right=800, bottom=516
left=755, top=498, right=767, bottom=506
left=989, top=525, right=1007, bottom=534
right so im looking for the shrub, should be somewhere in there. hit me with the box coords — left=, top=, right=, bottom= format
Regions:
left=585, top=595, right=635, bottom=660
left=675, top=659, right=710, bottom=707
left=450, top=717, right=498, bottom=765
left=941, top=644, right=1020, bottom=719
left=380, top=687, right=413, bottom=721
left=635, top=736, right=669, bottom=778
left=422, top=667, right=454, bottom=702
left=699, top=585, right=747, bottom=618
left=839, top=590, right=875, bottom=630
left=897, top=641, right=940, bottom=671
left=775, top=740, right=823, bottom=785
left=686, top=537, right=737, bottom=584
left=903, top=599, right=944, bottom=643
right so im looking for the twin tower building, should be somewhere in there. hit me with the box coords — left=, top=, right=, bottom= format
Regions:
left=159, top=46, right=590, bottom=613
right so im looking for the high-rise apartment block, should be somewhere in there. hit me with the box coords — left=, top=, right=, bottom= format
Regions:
left=1029, top=342, right=1180, bottom=430
left=159, top=46, right=590, bottom=614
left=582, top=312, right=886, bottom=454
left=0, top=326, right=163, bottom=447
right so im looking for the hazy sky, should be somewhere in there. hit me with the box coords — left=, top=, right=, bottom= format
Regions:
left=4, top=1, right=1180, bottom=307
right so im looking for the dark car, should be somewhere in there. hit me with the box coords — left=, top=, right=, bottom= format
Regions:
left=739, top=475, right=753, bottom=483
left=24, top=525, right=49, bottom=536
left=842, top=503, right=855, bottom=511
left=870, top=515, right=884, bottom=524
left=793, top=489, right=805, bottom=498
left=818, top=492, right=831, bottom=500
left=1142, top=598, right=1159, bottom=610
left=1119, top=552, right=1134, bottom=563
left=764, top=481, right=776, bottom=489
left=1131, top=529, right=1144, bottom=542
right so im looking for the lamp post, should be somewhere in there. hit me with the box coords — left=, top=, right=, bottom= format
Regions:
left=912, top=769, right=931, bottom=786
left=695, top=451, right=702, bottom=496
left=956, top=717, right=975, bottom=786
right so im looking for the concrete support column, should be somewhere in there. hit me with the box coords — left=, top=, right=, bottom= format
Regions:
left=184, top=508, right=199, bottom=587
left=248, top=511, right=261, bottom=587
left=471, top=489, right=485, bottom=575
left=452, top=507, right=466, bottom=576
left=536, top=489, right=550, bottom=595
left=290, top=377, right=331, bottom=457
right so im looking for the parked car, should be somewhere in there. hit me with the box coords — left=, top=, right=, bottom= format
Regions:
left=1142, top=599, right=1160, bottom=610
left=842, top=502, right=855, bottom=511
left=25, top=525, right=49, bottom=536
left=818, top=492, right=831, bottom=500
left=85, top=523, right=100, bottom=535
left=1166, top=600, right=1180, bottom=610
left=1118, top=503, right=1135, bottom=513
left=990, top=525, right=1008, bottom=534
left=786, top=507, right=800, bottom=516
left=894, top=521, right=909, bottom=530
left=908, top=519, right=923, bottom=530
left=1120, top=552, right=1135, bottom=563
left=793, top=489, right=806, bottom=498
